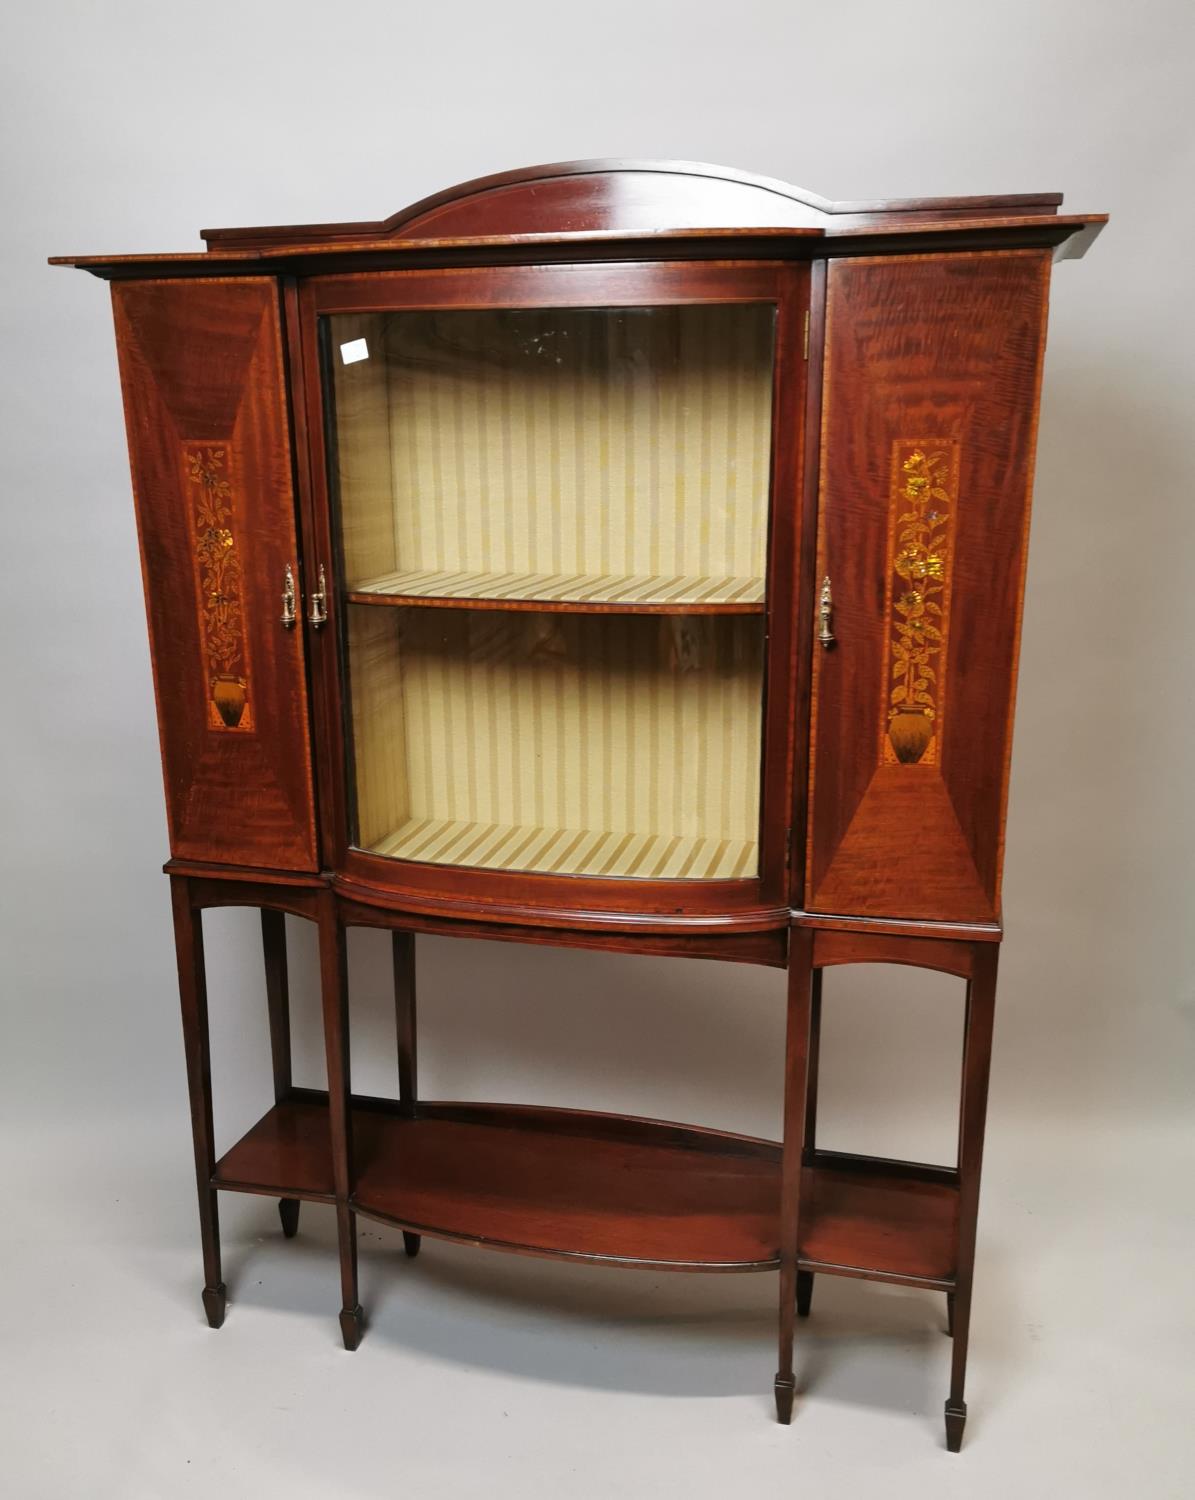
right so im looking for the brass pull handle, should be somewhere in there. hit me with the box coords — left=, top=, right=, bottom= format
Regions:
left=281, top=564, right=297, bottom=628
left=308, top=564, right=327, bottom=628
left=817, top=575, right=836, bottom=647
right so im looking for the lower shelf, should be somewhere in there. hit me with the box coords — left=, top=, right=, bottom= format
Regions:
left=211, top=1093, right=959, bottom=1283
left=357, top=1102, right=782, bottom=1269
left=798, top=1152, right=960, bottom=1288
left=211, top=1093, right=336, bottom=1202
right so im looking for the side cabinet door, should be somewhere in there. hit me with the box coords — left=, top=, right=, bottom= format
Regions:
left=806, top=251, right=1051, bottom=924
left=113, top=278, right=318, bottom=870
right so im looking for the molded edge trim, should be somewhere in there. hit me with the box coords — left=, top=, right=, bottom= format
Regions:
left=52, top=215, right=1106, bottom=277
left=163, top=859, right=1003, bottom=944
left=331, top=873, right=790, bottom=934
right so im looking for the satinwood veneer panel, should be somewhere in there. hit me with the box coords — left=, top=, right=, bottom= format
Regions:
left=806, top=251, right=1051, bottom=924
left=112, top=279, right=317, bottom=870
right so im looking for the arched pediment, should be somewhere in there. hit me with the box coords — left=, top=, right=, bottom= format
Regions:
left=201, top=159, right=1064, bottom=249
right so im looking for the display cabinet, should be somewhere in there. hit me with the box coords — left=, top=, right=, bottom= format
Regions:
left=54, top=160, right=1105, bottom=1449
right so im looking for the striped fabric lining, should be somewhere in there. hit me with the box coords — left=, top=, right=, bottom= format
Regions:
left=372, top=815, right=759, bottom=880
left=330, top=303, right=776, bottom=883
left=352, top=566, right=765, bottom=607
left=331, top=304, right=776, bottom=593
left=348, top=604, right=410, bottom=849
left=347, top=607, right=765, bottom=881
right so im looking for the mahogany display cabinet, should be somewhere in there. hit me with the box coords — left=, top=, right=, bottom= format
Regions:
left=54, top=160, right=1105, bottom=1449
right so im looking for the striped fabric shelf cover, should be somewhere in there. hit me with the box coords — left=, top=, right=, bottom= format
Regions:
left=370, top=815, right=759, bottom=880
left=350, top=567, right=766, bottom=610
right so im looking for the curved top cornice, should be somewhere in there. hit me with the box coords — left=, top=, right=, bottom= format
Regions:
left=198, top=158, right=1068, bottom=249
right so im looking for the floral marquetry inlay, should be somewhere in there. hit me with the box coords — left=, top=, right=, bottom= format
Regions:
left=183, top=444, right=253, bottom=732
left=880, top=441, right=960, bottom=767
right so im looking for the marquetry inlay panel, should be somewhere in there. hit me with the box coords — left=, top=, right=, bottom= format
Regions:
left=183, top=444, right=254, bottom=733
left=880, top=441, right=960, bottom=768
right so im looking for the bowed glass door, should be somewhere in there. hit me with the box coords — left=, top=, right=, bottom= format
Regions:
left=320, top=281, right=781, bottom=882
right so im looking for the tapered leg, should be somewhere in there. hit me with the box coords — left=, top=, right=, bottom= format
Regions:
left=318, top=904, right=362, bottom=1349
left=170, top=877, right=225, bottom=1328
left=796, top=970, right=822, bottom=1319
left=261, top=909, right=292, bottom=1100
left=261, top=909, right=300, bottom=1238
left=392, top=931, right=422, bottom=1259
left=776, top=927, right=815, bottom=1423
left=804, top=967, right=823, bottom=1149
left=945, top=944, right=999, bottom=1452
left=392, top=931, right=417, bottom=1114
left=336, top=1206, right=363, bottom=1351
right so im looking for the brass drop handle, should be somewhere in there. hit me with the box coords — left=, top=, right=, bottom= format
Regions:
left=817, top=575, right=836, bottom=647
left=308, top=564, right=328, bottom=628
left=281, top=564, right=297, bottom=628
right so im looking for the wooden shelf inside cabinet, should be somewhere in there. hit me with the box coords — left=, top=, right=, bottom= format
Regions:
left=347, top=566, right=767, bottom=614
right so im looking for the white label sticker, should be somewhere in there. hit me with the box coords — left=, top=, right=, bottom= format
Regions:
left=339, top=338, right=369, bottom=365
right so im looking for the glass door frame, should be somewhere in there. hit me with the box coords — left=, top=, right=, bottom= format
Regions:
left=295, top=258, right=810, bottom=927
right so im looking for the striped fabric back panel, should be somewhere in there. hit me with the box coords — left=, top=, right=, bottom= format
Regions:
left=347, top=604, right=410, bottom=850
left=331, top=304, right=776, bottom=592
left=346, top=606, right=765, bottom=879
left=332, top=313, right=399, bottom=588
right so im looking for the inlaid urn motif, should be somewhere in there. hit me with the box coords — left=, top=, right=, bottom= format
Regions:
left=184, top=445, right=253, bottom=732
left=883, top=443, right=957, bottom=766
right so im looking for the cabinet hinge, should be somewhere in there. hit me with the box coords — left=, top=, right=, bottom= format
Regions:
left=802, top=310, right=810, bottom=360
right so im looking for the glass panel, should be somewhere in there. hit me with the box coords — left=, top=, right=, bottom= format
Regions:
left=324, top=302, right=775, bottom=879
left=328, top=305, right=775, bottom=606
left=345, top=606, right=765, bottom=879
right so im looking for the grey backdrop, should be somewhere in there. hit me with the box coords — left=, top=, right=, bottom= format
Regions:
left=2, top=2, right=1192, bottom=1496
